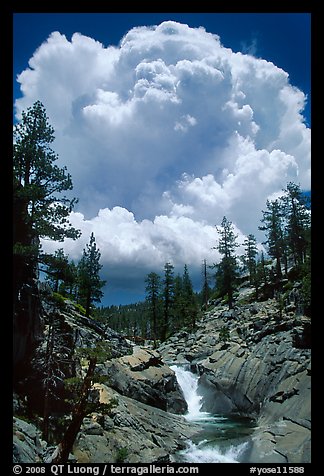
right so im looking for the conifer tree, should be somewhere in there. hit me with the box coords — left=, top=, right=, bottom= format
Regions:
left=172, top=274, right=185, bottom=332
left=259, top=199, right=285, bottom=282
left=13, top=101, right=80, bottom=293
left=280, top=182, right=311, bottom=266
left=253, top=252, right=271, bottom=300
left=214, top=216, right=239, bottom=309
left=201, top=259, right=211, bottom=309
left=44, top=249, right=71, bottom=293
left=161, top=262, right=175, bottom=341
left=145, top=272, right=162, bottom=346
left=77, top=233, right=106, bottom=317
left=243, top=234, right=258, bottom=285
left=13, top=100, right=80, bottom=369
left=182, top=264, right=198, bottom=329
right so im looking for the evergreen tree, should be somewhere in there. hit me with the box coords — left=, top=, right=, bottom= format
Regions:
left=243, top=234, right=258, bottom=285
left=214, top=216, right=239, bottom=309
left=173, top=274, right=185, bottom=332
left=201, top=259, right=211, bottom=309
left=253, top=252, right=271, bottom=300
left=13, top=101, right=80, bottom=295
left=13, top=100, right=80, bottom=369
left=43, top=249, right=71, bottom=293
left=280, top=182, right=311, bottom=266
left=59, top=260, right=78, bottom=299
left=77, top=233, right=106, bottom=317
left=161, top=262, right=175, bottom=341
left=182, top=264, right=198, bottom=329
left=145, top=272, right=162, bottom=346
left=259, top=199, right=285, bottom=282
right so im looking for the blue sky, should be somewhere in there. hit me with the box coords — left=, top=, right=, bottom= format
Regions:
left=13, top=13, right=311, bottom=305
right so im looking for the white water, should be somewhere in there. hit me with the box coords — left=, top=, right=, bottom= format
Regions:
left=171, top=365, right=249, bottom=463
left=177, top=440, right=248, bottom=463
left=170, top=365, right=210, bottom=421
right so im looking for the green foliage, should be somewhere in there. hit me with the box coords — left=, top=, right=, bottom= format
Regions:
left=78, top=232, right=106, bottom=317
left=64, top=376, right=83, bottom=394
left=13, top=242, right=39, bottom=259
left=64, top=342, right=115, bottom=418
left=93, top=302, right=149, bottom=337
left=301, top=266, right=311, bottom=316
left=259, top=199, right=285, bottom=280
left=13, top=100, right=81, bottom=244
left=259, top=183, right=311, bottom=284
left=200, top=259, right=212, bottom=309
left=243, top=234, right=258, bottom=284
left=219, top=326, right=230, bottom=344
left=74, top=303, right=87, bottom=316
left=214, top=217, right=240, bottom=309
left=43, top=249, right=78, bottom=297
left=145, top=272, right=162, bottom=344
left=13, top=414, right=33, bottom=424
left=162, top=262, right=175, bottom=341
left=281, top=182, right=311, bottom=266
left=282, top=281, right=294, bottom=292
left=50, top=292, right=66, bottom=308
left=115, top=447, right=129, bottom=463
left=76, top=341, right=112, bottom=365
left=276, top=293, right=285, bottom=319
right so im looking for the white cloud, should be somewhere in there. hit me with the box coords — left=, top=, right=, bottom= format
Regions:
left=42, top=207, right=221, bottom=270
left=15, top=20, right=310, bottom=302
left=41, top=206, right=227, bottom=299
left=165, top=133, right=299, bottom=233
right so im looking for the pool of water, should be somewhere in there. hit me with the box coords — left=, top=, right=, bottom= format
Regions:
left=170, top=365, right=256, bottom=463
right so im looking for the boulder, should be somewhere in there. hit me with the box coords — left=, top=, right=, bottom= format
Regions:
left=72, top=384, right=199, bottom=463
left=13, top=417, right=46, bottom=463
left=98, top=347, right=188, bottom=414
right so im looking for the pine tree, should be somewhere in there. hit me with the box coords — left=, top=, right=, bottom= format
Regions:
left=243, top=234, right=258, bottom=285
left=145, top=272, right=162, bottom=346
left=43, top=249, right=71, bottom=293
left=161, top=262, right=175, bottom=341
left=13, top=100, right=80, bottom=369
left=77, top=233, right=106, bottom=317
left=172, top=274, right=185, bottom=332
left=182, top=264, right=198, bottom=329
left=259, top=199, right=285, bottom=282
left=59, top=260, right=78, bottom=299
left=214, top=216, right=239, bottom=309
left=253, top=252, right=271, bottom=300
left=201, top=259, right=211, bottom=309
left=281, top=182, right=311, bottom=266
left=13, top=101, right=80, bottom=287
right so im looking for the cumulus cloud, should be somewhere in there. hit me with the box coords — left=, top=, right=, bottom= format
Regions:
left=41, top=206, right=248, bottom=301
left=15, top=20, right=311, bottom=302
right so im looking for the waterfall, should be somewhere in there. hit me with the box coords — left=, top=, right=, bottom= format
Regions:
left=170, top=365, right=210, bottom=420
left=171, top=364, right=250, bottom=463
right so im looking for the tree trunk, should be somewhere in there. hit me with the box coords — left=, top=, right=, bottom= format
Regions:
left=47, top=357, right=97, bottom=464
left=42, top=318, right=55, bottom=441
left=85, top=288, right=91, bottom=318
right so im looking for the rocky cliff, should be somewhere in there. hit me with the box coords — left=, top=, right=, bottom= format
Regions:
left=159, top=292, right=311, bottom=463
left=13, top=294, right=192, bottom=463
left=13, top=286, right=311, bottom=464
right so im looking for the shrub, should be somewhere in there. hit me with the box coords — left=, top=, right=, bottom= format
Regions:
left=115, top=447, right=128, bottom=463
left=219, top=326, right=230, bottom=344
left=50, top=292, right=66, bottom=308
left=74, top=303, right=86, bottom=316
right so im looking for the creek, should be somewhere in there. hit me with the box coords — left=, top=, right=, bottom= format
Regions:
left=170, top=365, right=255, bottom=463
